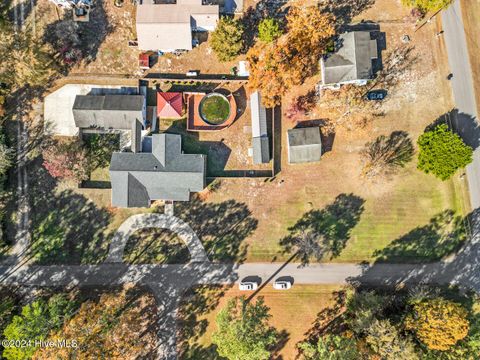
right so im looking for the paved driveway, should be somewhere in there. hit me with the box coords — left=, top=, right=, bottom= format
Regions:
left=105, top=213, right=208, bottom=263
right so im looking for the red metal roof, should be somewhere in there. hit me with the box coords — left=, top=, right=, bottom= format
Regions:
left=157, top=92, right=183, bottom=119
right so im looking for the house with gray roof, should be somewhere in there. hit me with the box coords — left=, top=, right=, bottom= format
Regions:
left=250, top=91, right=270, bottom=164
left=72, top=94, right=146, bottom=130
left=320, top=31, right=378, bottom=87
left=136, top=0, right=219, bottom=52
left=109, top=133, right=206, bottom=208
left=287, top=127, right=322, bottom=164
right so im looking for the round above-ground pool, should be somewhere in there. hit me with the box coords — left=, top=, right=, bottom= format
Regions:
left=198, top=92, right=231, bottom=125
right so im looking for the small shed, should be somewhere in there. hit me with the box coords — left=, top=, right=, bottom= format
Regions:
left=250, top=91, right=270, bottom=164
left=139, top=53, right=152, bottom=69
left=287, top=127, right=322, bottom=164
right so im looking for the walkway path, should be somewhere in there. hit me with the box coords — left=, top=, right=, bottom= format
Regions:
left=105, top=213, right=208, bottom=263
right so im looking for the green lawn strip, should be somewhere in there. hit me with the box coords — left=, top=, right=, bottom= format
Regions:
left=343, top=173, right=465, bottom=263
left=245, top=170, right=466, bottom=263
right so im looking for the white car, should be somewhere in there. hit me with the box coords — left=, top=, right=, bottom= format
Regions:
left=239, top=281, right=258, bottom=291
left=273, top=280, right=292, bottom=290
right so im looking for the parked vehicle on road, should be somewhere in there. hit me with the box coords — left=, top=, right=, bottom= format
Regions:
left=239, top=281, right=258, bottom=291
left=273, top=280, right=292, bottom=290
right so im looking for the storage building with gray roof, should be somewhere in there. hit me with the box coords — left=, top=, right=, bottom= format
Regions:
left=287, top=127, right=322, bottom=164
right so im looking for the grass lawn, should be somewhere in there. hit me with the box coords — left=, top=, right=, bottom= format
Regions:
left=123, top=228, right=190, bottom=264
left=199, top=94, right=231, bottom=124
left=204, top=143, right=469, bottom=264
left=178, top=285, right=343, bottom=359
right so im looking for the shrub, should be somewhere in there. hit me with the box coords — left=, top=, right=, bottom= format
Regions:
left=210, top=17, right=244, bottom=62
left=401, top=0, right=453, bottom=12
left=417, top=124, right=472, bottom=180
left=258, top=18, right=282, bottom=43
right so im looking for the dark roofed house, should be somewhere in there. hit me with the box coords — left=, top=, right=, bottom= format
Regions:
left=250, top=91, right=270, bottom=164
left=320, top=31, right=378, bottom=87
left=72, top=94, right=145, bottom=130
left=109, top=133, right=206, bottom=208
left=287, top=127, right=322, bottom=164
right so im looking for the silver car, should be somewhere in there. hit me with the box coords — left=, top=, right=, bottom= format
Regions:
left=273, top=280, right=292, bottom=290
left=239, top=281, right=258, bottom=291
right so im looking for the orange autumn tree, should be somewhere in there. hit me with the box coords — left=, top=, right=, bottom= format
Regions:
left=247, top=42, right=288, bottom=108
left=405, top=298, right=469, bottom=351
left=248, top=4, right=335, bottom=108
left=33, top=289, right=158, bottom=359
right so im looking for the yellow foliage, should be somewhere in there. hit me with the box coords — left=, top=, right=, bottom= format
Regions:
left=404, top=298, right=469, bottom=351
left=33, top=289, right=158, bottom=359
left=247, top=4, right=335, bottom=108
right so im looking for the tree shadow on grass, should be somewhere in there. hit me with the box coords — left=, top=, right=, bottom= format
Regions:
left=373, top=210, right=467, bottom=263
left=280, top=194, right=365, bottom=265
left=320, top=0, right=376, bottom=31
left=165, top=120, right=232, bottom=177
left=270, top=330, right=290, bottom=360
left=175, top=196, right=258, bottom=263
left=123, top=228, right=191, bottom=265
left=302, top=289, right=348, bottom=346
left=27, top=162, right=111, bottom=265
left=177, top=285, right=229, bottom=360
left=43, top=0, right=113, bottom=71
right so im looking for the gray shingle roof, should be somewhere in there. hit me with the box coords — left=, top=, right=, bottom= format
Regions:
left=72, top=95, right=145, bottom=130
left=110, top=133, right=206, bottom=207
left=250, top=91, right=270, bottom=164
left=136, top=1, right=219, bottom=51
left=252, top=136, right=270, bottom=164
left=321, top=31, right=378, bottom=85
left=287, top=127, right=322, bottom=164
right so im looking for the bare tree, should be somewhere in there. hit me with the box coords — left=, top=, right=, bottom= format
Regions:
left=293, top=228, right=325, bottom=265
left=362, top=131, right=414, bottom=178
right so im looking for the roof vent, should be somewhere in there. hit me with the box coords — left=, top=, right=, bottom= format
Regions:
left=154, top=165, right=158, bottom=170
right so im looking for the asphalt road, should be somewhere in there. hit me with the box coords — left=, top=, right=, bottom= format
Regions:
left=442, top=0, right=480, bottom=209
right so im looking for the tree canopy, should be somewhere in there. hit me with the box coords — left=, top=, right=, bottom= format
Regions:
left=210, top=17, right=244, bottom=62
left=42, top=138, right=89, bottom=182
left=417, top=124, right=472, bottom=180
left=248, top=5, right=335, bottom=107
left=3, top=295, right=77, bottom=360
left=405, top=298, right=469, bottom=351
left=401, top=0, right=453, bottom=12
left=298, top=334, right=360, bottom=360
left=258, top=18, right=282, bottom=43
left=33, top=290, right=158, bottom=359
left=212, top=296, right=278, bottom=360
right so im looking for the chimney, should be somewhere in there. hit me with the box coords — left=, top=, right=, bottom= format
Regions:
left=131, top=119, right=142, bottom=153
